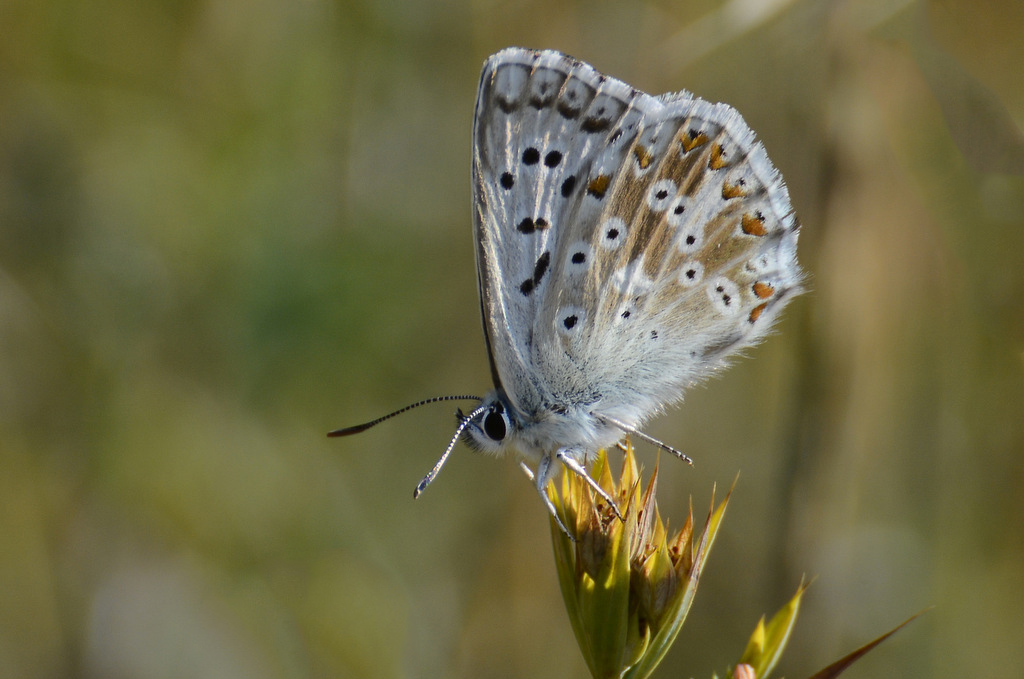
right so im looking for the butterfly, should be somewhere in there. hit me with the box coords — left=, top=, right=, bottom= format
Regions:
left=331, top=48, right=802, bottom=535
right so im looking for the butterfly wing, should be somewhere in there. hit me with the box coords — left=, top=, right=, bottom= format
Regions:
left=472, top=48, right=802, bottom=427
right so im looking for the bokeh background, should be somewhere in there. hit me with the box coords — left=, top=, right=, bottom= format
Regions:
left=2, top=0, right=1022, bottom=677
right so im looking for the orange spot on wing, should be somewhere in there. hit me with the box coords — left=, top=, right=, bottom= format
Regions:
left=749, top=302, right=767, bottom=323
left=633, top=145, right=654, bottom=169
left=587, top=175, right=611, bottom=198
left=722, top=181, right=746, bottom=199
left=709, top=143, right=729, bottom=170
left=741, top=213, right=767, bottom=236
left=680, top=130, right=708, bottom=153
left=753, top=281, right=775, bottom=299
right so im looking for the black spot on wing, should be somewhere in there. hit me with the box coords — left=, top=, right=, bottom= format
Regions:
left=520, top=251, right=551, bottom=296
left=544, top=150, right=563, bottom=167
left=561, top=175, right=577, bottom=197
left=533, top=251, right=550, bottom=283
left=516, top=217, right=550, bottom=234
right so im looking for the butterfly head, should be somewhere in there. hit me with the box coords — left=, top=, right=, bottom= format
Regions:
left=460, top=390, right=519, bottom=456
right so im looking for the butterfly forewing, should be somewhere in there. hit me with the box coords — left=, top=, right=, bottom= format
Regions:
left=473, top=48, right=801, bottom=425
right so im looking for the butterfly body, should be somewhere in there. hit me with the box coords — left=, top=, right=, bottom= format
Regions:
left=462, top=389, right=627, bottom=465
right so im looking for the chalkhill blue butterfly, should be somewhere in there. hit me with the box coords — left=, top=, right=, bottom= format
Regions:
left=331, top=48, right=803, bottom=534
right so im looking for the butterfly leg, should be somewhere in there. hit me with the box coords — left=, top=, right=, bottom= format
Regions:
left=555, top=450, right=624, bottom=521
left=600, top=416, right=693, bottom=465
left=535, top=454, right=575, bottom=540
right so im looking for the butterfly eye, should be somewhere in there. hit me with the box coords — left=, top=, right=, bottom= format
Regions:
left=483, top=407, right=509, bottom=441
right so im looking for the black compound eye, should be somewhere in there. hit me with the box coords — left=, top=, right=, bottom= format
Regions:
left=483, top=409, right=508, bottom=441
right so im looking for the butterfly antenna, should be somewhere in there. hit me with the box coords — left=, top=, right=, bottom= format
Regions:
left=327, top=395, right=483, bottom=437
left=601, top=415, right=694, bottom=465
left=413, top=403, right=489, bottom=498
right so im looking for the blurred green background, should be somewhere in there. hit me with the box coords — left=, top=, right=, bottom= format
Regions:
left=2, top=0, right=1022, bottom=677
